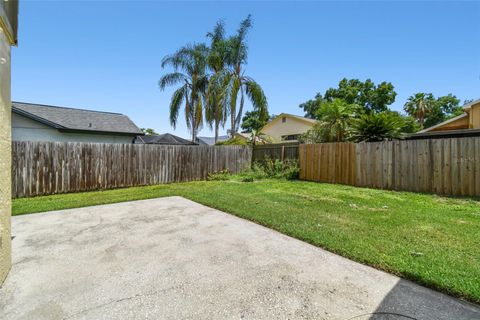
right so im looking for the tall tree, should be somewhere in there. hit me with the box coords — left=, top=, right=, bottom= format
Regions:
left=324, top=78, right=396, bottom=113
left=159, top=43, right=209, bottom=142
left=224, top=15, right=268, bottom=137
left=299, top=93, right=324, bottom=119
left=403, top=93, right=435, bottom=129
left=423, top=94, right=462, bottom=128
left=240, top=110, right=270, bottom=132
left=299, top=78, right=396, bottom=117
left=312, top=99, right=358, bottom=142
left=205, top=21, right=229, bottom=143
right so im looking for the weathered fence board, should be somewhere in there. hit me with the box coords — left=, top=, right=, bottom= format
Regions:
left=252, top=142, right=299, bottom=162
left=299, top=137, right=480, bottom=197
left=12, top=141, right=252, bottom=198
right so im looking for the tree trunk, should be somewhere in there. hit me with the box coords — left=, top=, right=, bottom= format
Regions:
left=230, top=110, right=236, bottom=138
left=191, top=115, right=196, bottom=143
left=234, top=86, right=245, bottom=136
left=214, top=104, right=219, bottom=143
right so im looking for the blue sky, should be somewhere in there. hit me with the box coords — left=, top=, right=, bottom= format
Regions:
left=12, top=1, right=480, bottom=139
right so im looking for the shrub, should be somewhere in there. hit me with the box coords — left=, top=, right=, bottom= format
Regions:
left=207, top=169, right=231, bottom=181
left=250, top=158, right=299, bottom=180
left=241, top=176, right=254, bottom=182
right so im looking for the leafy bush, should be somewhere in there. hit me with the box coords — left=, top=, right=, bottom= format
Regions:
left=249, top=159, right=300, bottom=180
left=206, top=159, right=299, bottom=182
left=241, top=176, right=254, bottom=182
left=207, top=169, right=231, bottom=181
left=349, top=112, right=405, bottom=142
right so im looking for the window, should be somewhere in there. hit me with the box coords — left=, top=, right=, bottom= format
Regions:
left=281, top=135, right=299, bottom=141
left=282, top=117, right=286, bottom=123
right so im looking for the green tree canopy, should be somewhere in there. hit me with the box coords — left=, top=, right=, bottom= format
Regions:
left=300, top=78, right=397, bottom=118
left=299, top=93, right=324, bottom=119
left=240, top=110, right=270, bottom=132
left=404, top=93, right=463, bottom=129
left=222, top=15, right=268, bottom=137
left=141, top=128, right=159, bottom=135
left=205, top=20, right=229, bottom=143
left=300, top=107, right=414, bottom=144
left=159, top=43, right=209, bottom=142
left=159, top=16, right=267, bottom=142
left=424, top=94, right=463, bottom=129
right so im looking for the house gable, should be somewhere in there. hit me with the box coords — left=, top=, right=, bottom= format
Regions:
left=260, top=113, right=315, bottom=141
left=420, top=99, right=480, bottom=133
left=12, top=112, right=137, bottom=144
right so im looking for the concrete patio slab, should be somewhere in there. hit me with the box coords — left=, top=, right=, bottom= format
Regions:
left=0, top=197, right=478, bottom=320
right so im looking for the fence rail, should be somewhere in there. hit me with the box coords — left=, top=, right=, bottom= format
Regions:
left=12, top=141, right=251, bottom=198
left=252, top=142, right=299, bottom=162
left=299, top=137, right=480, bottom=197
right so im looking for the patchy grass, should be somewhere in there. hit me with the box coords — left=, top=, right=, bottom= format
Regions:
left=13, top=179, right=480, bottom=304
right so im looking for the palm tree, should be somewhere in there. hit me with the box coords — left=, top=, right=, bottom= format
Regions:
left=404, top=93, right=435, bottom=129
left=159, top=43, right=209, bottom=142
left=349, top=112, right=405, bottom=142
left=205, top=21, right=229, bottom=143
left=316, top=99, right=358, bottom=142
left=224, top=15, right=268, bottom=137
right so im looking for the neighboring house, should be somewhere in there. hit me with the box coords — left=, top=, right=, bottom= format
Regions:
left=196, top=133, right=251, bottom=145
left=260, top=113, right=316, bottom=142
left=134, top=133, right=197, bottom=145
left=12, top=102, right=143, bottom=143
left=410, top=98, right=480, bottom=139
left=196, top=135, right=230, bottom=146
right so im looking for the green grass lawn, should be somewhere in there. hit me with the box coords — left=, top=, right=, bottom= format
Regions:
left=13, top=179, right=480, bottom=304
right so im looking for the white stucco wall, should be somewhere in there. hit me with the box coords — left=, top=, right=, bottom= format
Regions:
left=0, top=26, right=12, bottom=284
left=12, top=113, right=136, bottom=143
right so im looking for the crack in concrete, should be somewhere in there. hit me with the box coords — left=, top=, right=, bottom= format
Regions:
left=62, top=284, right=184, bottom=320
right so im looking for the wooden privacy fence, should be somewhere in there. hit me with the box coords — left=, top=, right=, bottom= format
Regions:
left=12, top=141, right=252, bottom=198
left=252, top=142, right=299, bottom=162
left=299, top=137, right=480, bottom=197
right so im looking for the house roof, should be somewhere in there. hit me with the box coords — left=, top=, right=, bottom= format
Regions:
left=418, top=113, right=469, bottom=133
left=408, top=128, right=480, bottom=140
left=134, top=133, right=196, bottom=145
left=12, top=102, right=142, bottom=136
left=463, top=98, right=480, bottom=110
left=418, top=98, right=480, bottom=133
left=261, top=113, right=316, bottom=132
left=196, top=135, right=229, bottom=145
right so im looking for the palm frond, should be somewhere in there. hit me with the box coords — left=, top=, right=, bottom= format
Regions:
left=169, top=86, right=186, bottom=128
left=158, top=72, right=187, bottom=91
left=207, top=20, right=226, bottom=44
left=243, top=77, right=268, bottom=118
left=237, top=14, right=252, bottom=42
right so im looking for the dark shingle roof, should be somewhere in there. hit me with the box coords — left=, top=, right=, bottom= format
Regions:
left=134, top=133, right=196, bottom=145
left=196, top=135, right=229, bottom=145
left=12, top=102, right=142, bottom=135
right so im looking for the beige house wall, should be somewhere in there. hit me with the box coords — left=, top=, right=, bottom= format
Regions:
left=0, top=26, right=12, bottom=284
left=430, top=115, right=469, bottom=132
left=261, top=115, right=315, bottom=142
left=468, top=102, right=480, bottom=129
